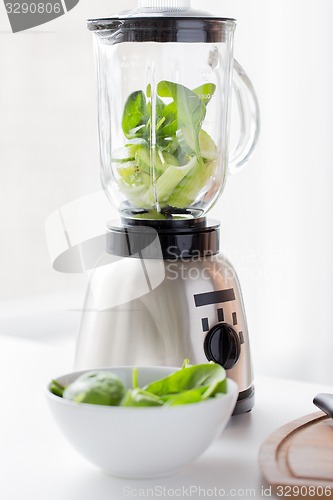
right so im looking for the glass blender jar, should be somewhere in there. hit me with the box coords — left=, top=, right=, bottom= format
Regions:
left=89, top=0, right=259, bottom=219
left=75, top=0, right=260, bottom=414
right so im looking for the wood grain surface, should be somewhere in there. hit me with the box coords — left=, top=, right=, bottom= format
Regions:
left=259, top=411, right=333, bottom=496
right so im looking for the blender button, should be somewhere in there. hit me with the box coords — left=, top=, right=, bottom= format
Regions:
left=201, top=318, right=209, bottom=332
left=217, top=308, right=224, bottom=322
left=239, top=331, right=244, bottom=344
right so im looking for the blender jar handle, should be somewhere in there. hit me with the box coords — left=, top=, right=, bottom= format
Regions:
left=228, top=59, right=260, bottom=174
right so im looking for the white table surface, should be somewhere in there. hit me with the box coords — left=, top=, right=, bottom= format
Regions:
left=1, top=332, right=332, bottom=500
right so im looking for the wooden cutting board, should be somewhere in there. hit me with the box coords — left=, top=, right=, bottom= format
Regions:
left=259, top=411, right=333, bottom=495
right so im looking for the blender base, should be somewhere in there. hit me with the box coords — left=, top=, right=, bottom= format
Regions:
left=233, top=385, right=255, bottom=415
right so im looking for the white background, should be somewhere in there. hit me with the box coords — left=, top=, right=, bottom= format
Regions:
left=0, top=0, right=332, bottom=383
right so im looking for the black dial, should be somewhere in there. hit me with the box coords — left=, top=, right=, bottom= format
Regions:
left=204, top=323, right=241, bottom=370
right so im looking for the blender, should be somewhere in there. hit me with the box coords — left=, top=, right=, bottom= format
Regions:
left=74, top=0, right=260, bottom=414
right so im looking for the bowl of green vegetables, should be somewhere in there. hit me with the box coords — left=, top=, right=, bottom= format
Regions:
left=46, top=361, right=238, bottom=478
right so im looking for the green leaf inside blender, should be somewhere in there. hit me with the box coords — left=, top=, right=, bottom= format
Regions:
left=113, top=81, right=218, bottom=215
left=122, top=90, right=147, bottom=139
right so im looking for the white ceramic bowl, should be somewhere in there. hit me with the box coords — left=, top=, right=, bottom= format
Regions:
left=46, top=366, right=238, bottom=478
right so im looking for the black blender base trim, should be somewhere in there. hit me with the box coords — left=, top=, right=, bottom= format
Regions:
left=107, top=217, right=220, bottom=259
left=232, top=385, right=255, bottom=415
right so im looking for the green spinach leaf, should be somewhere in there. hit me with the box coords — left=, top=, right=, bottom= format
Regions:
left=122, top=90, right=148, bottom=139
left=50, top=379, right=65, bottom=397
left=144, top=362, right=226, bottom=398
left=63, top=371, right=126, bottom=406
left=162, top=388, right=205, bottom=406
left=192, top=83, right=216, bottom=106
left=157, top=81, right=206, bottom=159
left=121, top=388, right=164, bottom=407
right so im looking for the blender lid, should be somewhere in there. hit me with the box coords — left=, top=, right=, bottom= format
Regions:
left=87, top=0, right=235, bottom=42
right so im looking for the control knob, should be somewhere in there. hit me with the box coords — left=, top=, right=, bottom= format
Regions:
left=204, top=323, right=241, bottom=370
